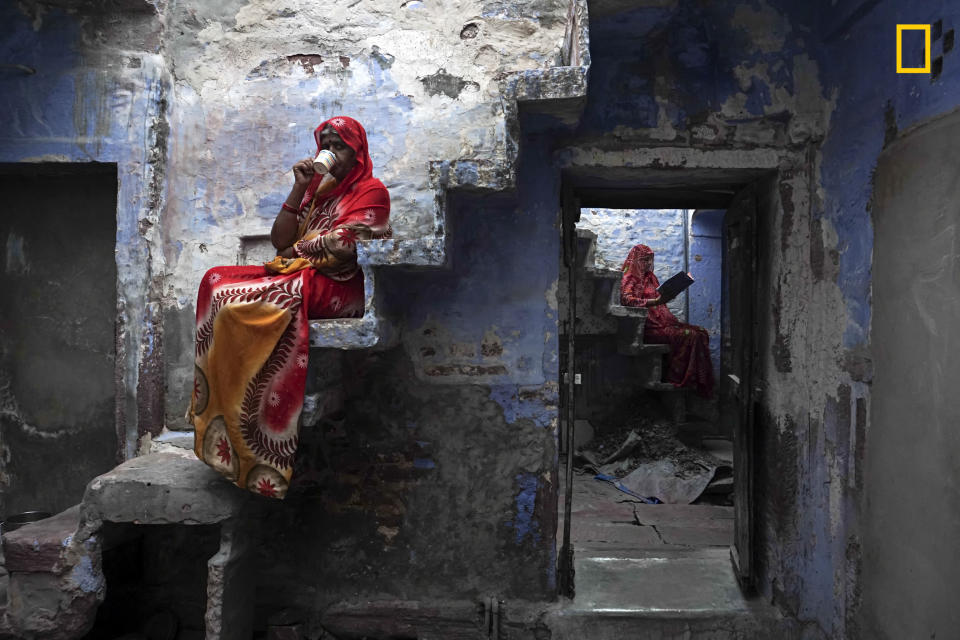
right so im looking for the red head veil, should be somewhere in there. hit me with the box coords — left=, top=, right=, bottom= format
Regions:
left=299, top=115, right=377, bottom=209
left=622, top=244, right=655, bottom=279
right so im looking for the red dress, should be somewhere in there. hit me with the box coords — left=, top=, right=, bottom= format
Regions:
left=189, top=116, right=391, bottom=499
left=621, top=244, right=714, bottom=398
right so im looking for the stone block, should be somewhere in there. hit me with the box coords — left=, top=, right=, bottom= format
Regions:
left=81, top=453, right=250, bottom=529
left=3, top=505, right=79, bottom=574
left=2, top=506, right=103, bottom=640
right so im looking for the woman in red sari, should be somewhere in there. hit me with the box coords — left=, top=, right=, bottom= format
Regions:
left=188, top=116, right=391, bottom=499
left=620, top=244, right=714, bottom=398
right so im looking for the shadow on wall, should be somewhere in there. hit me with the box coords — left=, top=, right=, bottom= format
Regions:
left=0, top=164, right=119, bottom=517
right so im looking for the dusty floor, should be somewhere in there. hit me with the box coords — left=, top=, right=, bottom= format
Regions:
left=559, top=462, right=735, bottom=553
left=550, top=462, right=790, bottom=639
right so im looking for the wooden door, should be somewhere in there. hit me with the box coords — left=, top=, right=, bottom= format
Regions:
left=723, top=184, right=759, bottom=588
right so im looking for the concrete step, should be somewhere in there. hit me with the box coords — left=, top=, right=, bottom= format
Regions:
left=1, top=505, right=104, bottom=639
left=547, top=547, right=797, bottom=639
left=618, top=342, right=670, bottom=357
left=79, top=453, right=257, bottom=639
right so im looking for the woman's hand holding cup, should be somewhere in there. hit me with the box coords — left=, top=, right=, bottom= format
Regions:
left=292, top=158, right=315, bottom=188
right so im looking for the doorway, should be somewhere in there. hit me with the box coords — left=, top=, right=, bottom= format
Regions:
left=557, top=173, right=766, bottom=601
left=0, top=163, right=119, bottom=517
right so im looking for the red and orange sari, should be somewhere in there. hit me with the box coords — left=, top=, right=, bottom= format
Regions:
left=621, top=244, right=714, bottom=398
left=189, top=116, right=391, bottom=498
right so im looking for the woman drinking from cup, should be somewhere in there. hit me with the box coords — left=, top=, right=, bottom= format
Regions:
left=188, top=116, right=391, bottom=499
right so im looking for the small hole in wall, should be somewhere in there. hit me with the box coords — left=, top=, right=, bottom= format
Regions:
left=931, top=56, right=943, bottom=80
left=460, top=23, right=479, bottom=39
left=944, top=29, right=954, bottom=53
left=933, top=19, right=943, bottom=40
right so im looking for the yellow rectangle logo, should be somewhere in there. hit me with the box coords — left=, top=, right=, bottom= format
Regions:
left=897, top=24, right=931, bottom=73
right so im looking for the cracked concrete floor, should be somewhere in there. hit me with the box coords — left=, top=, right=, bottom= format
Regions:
left=560, top=464, right=735, bottom=551
left=556, top=465, right=758, bottom=611
left=550, top=468, right=793, bottom=637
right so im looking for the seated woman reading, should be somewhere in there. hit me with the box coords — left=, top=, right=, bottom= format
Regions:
left=620, top=244, right=714, bottom=398
left=188, top=116, right=391, bottom=499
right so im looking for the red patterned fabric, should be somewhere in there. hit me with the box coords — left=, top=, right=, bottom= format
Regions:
left=293, top=115, right=392, bottom=281
left=189, top=116, right=387, bottom=498
left=621, top=244, right=714, bottom=398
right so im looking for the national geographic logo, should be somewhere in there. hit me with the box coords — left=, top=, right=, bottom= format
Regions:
left=897, top=21, right=954, bottom=75
left=896, top=25, right=931, bottom=73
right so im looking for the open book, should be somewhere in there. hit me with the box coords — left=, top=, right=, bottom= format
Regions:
left=657, top=271, right=695, bottom=303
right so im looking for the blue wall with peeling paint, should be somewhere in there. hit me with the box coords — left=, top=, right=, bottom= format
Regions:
left=689, top=209, right=724, bottom=374
left=0, top=4, right=167, bottom=500
left=810, top=2, right=960, bottom=639
left=362, top=125, right=563, bottom=599
left=578, top=208, right=688, bottom=320
left=569, top=3, right=842, bottom=637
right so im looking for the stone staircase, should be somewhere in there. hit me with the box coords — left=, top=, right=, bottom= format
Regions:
left=306, top=0, right=591, bottom=354
left=301, top=0, right=592, bottom=426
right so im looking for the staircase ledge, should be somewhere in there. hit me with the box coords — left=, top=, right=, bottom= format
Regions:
left=619, top=343, right=670, bottom=357
left=80, top=452, right=250, bottom=533
left=361, top=237, right=447, bottom=268
left=608, top=303, right=647, bottom=318
left=586, top=266, right=622, bottom=280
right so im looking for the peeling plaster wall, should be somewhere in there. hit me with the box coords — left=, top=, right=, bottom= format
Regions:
left=253, top=132, right=562, bottom=615
left=0, top=2, right=169, bottom=471
left=1, top=0, right=576, bottom=616
left=810, top=2, right=960, bottom=639
left=160, top=0, right=570, bottom=427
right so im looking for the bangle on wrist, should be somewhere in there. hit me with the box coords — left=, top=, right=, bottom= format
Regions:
left=281, top=202, right=299, bottom=214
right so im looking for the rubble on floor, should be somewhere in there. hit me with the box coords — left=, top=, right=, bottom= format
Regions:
left=574, top=409, right=733, bottom=505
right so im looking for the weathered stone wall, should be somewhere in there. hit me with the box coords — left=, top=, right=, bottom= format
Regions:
left=0, top=0, right=580, bottom=621
left=7, top=1, right=960, bottom=636
left=252, top=140, right=563, bottom=620
left=155, top=0, right=575, bottom=619
left=811, top=2, right=960, bottom=639
left=552, top=2, right=846, bottom=638
left=0, top=1, right=169, bottom=504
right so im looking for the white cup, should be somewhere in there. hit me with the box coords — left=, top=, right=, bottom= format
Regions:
left=313, top=149, right=337, bottom=174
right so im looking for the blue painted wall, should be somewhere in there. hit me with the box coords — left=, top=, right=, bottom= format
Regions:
left=565, top=3, right=843, bottom=637
left=688, top=210, right=724, bottom=374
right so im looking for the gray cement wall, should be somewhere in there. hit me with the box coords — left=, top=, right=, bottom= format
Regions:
left=861, top=107, right=960, bottom=640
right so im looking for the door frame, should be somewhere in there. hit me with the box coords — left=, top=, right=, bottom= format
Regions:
left=556, top=157, right=783, bottom=593
left=557, top=181, right=580, bottom=598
